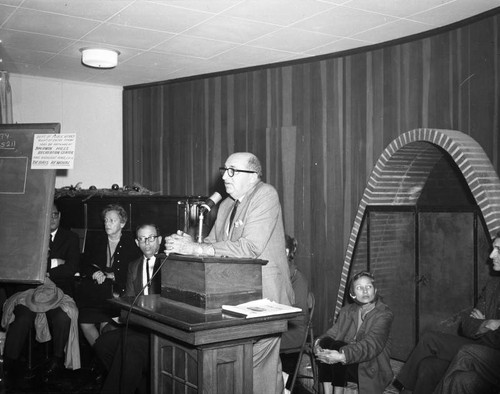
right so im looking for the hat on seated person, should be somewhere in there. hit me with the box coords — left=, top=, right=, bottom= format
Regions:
left=24, top=279, right=64, bottom=313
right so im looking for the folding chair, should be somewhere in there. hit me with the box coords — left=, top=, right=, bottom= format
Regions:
left=285, top=291, right=318, bottom=393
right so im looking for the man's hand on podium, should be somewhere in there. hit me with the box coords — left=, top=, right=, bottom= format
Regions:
left=165, top=230, right=215, bottom=256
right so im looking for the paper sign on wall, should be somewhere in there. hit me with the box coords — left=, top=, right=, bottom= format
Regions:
left=31, top=133, right=76, bottom=169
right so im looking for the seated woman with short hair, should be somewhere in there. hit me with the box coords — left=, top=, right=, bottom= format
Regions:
left=314, top=271, right=394, bottom=394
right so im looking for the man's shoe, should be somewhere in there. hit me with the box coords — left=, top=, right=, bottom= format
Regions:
left=43, top=356, right=64, bottom=376
left=3, top=358, right=33, bottom=391
left=392, top=378, right=405, bottom=391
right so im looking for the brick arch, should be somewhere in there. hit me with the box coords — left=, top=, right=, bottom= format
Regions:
left=335, top=128, right=500, bottom=315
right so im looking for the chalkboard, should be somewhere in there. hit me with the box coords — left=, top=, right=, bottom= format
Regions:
left=0, top=123, right=60, bottom=283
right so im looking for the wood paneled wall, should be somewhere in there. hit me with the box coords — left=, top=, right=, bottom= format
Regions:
left=123, top=9, right=500, bottom=333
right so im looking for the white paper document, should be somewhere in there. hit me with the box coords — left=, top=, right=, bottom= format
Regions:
left=222, top=298, right=302, bottom=319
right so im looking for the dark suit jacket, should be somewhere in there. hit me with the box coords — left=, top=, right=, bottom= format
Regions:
left=8, top=227, right=80, bottom=297
left=204, top=181, right=294, bottom=305
left=461, top=276, right=500, bottom=349
left=125, top=255, right=162, bottom=297
left=48, top=227, right=80, bottom=293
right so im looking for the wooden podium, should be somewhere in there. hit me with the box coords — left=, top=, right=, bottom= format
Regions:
left=112, top=255, right=298, bottom=394
left=161, top=254, right=268, bottom=311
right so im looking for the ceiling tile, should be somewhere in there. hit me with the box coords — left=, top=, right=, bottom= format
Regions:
left=224, top=0, right=335, bottom=26
left=0, top=29, right=74, bottom=52
left=343, top=0, right=454, bottom=18
left=124, top=51, right=194, bottom=70
left=108, top=2, right=212, bottom=34
left=212, top=45, right=293, bottom=67
left=114, top=63, right=184, bottom=85
left=26, top=54, right=98, bottom=81
left=154, top=35, right=239, bottom=59
left=410, top=0, right=500, bottom=25
left=292, top=5, right=397, bottom=36
left=43, top=53, right=90, bottom=70
left=0, top=0, right=22, bottom=6
left=186, top=15, right=280, bottom=44
left=86, top=70, right=156, bottom=86
left=353, top=19, right=434, bottom=43
left=82, top=23, right=174, bottom=50
left=82, top=64, right=152, bottom=86
left=0, top=46, right=55, bottom=65
left=317, top=0, right=353, bottom=4
left=0, top=4, right=16, bottom=24
left=249, top=27, right=339, bottom=53
left=20, top=0, right=135, bottom=21
left=306, top=37, right=372, bottom=55
left=147, top=0, right=241, bottom=14
left=170, top=58, right=243, bottom=77
left=3, top=8, right=100, bottom=39
left=0, top=61, right=54, bottom=79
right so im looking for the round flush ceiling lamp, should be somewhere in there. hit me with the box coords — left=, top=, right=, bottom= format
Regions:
left=80, top=48, right=120, bottom=69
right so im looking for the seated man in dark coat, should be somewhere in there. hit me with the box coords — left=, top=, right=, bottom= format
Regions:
left=2, top=201, right=80, bottom=381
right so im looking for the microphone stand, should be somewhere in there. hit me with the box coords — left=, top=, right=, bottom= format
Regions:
left=121, top=254, right=168, bottom=393
left=196, top=209, right=205, bottom=243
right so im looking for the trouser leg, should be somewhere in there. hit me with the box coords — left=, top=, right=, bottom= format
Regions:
left=97, top=329, right=149, bottom=394
left=253, top=335, right=283, bottom=394
left=440, top=371, right=494, bottom=394
left=93, top=329, right=120, bottom=371
left=434, top=344, right=500, bottom=394
left=3, top=305, right=35, bottom=360
left=413, top=357, right=449, bottom=394
left=45, top=307, right=70, bottom=359
left=397, top=331, right=475, bottom=390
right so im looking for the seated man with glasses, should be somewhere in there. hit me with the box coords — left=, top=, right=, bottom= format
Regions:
left=93, top=223, right=165, bottom=394
left=2, top=201, right=81, bottom=385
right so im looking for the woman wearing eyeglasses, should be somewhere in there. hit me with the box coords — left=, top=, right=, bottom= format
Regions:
left=314, top=271, right=394, bottom=394
left=77, top=204, right=141, bottom=347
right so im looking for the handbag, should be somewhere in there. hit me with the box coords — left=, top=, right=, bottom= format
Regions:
left=74, top=276, right=114, bottom=309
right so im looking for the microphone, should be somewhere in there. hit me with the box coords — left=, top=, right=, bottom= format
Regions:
left=199, top=192, right=222, bottom=214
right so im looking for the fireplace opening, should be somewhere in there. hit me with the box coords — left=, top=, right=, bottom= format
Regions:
left=336, top=129, right=500, bottom=361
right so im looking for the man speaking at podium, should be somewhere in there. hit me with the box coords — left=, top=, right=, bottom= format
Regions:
left=166, top=152, right=294, bottom=394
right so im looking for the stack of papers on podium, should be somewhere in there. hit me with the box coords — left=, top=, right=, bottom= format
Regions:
left=222, top=298, right=302, bottom=318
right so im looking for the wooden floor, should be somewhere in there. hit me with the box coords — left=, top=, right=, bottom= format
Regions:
left=344, top=359, right=403, bottom=394
left=296, top=359, right=403, bottom=394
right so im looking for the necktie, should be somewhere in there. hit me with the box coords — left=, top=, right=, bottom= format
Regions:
left=229, top=200, right=240, bottom=230
left=47, top=235, right=53, bottom=268
left=146, top=258, right=151, bottom=286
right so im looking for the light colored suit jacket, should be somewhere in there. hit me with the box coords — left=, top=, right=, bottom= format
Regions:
left=204, top=181, right=294, bottom=305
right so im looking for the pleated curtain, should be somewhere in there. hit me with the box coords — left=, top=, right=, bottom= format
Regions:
left=0, top=71, right=13, bottom=124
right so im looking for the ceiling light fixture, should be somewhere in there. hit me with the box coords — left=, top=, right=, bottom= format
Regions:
left=80, top=48, right=120, bottom=69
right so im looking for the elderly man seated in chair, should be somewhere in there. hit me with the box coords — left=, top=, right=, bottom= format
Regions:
left=1, top=202, right=80, bottom=387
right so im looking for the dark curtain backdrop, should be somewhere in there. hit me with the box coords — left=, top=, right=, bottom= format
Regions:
left=123, top=9, right=500, bottom=333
